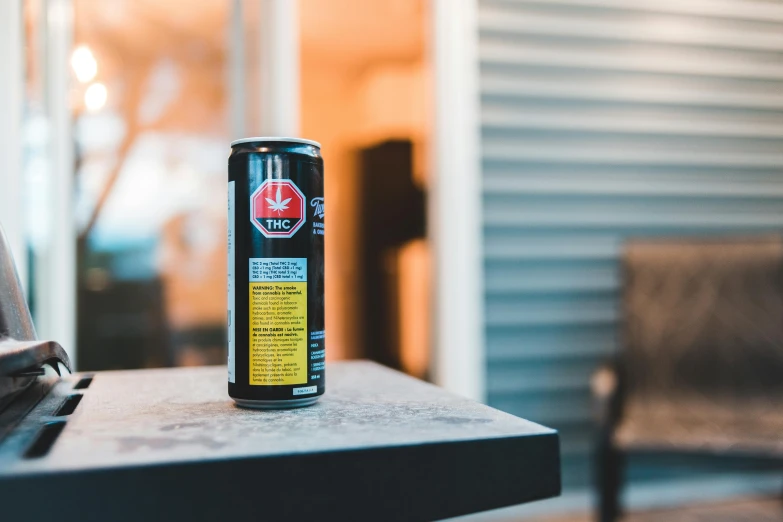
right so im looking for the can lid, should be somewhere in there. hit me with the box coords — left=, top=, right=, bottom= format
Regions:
left=230, top=136, right=321, bottom=148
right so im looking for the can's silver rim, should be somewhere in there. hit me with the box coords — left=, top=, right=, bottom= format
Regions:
left=230, top=136, right=321, bottom=148
left=233, top=397, right=320, bottom=409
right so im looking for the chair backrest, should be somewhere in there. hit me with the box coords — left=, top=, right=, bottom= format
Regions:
left=621, top=237, right=783, bottom=409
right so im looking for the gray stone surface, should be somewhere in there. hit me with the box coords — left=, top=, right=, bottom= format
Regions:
left=0, top=362, right=560, bottom=521
left=2, top=362, right=553, bottom=474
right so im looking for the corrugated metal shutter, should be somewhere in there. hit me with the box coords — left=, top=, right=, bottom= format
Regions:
left=479, top=0, right=783, bottom=490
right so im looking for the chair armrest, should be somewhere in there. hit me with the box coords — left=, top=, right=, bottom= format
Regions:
left=591, top=361, right=623, bottom=431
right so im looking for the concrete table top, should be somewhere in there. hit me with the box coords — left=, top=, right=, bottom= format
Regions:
left=0, top=361, right=560, bottom=521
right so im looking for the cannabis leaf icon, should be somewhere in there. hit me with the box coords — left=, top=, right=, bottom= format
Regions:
left=266, top=187, right=291, bottom=214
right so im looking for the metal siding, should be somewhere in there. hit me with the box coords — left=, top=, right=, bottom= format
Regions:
left=479, top=0, right=783, bottom=490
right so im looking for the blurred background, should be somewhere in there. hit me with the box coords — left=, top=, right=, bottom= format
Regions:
left=18, top=0, right=429, bottom=372
left=2, top=0, right=783, bottom=520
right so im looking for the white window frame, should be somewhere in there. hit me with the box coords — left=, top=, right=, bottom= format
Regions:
left=430, top=0, right=485, bottom=401
left=0, top=0, right=26, bottom=292
left=1, top=0, right=76, bottom=362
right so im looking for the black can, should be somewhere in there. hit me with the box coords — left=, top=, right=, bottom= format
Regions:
left=227, top=137, right=325, bottom=408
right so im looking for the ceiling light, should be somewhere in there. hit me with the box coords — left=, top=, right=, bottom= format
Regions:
left=84, top=83, right=107, bottom=112
left=71, top=45, right=97, bottom=83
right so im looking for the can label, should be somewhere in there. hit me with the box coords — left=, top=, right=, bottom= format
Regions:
left=249, top=258, right=308, bottom=385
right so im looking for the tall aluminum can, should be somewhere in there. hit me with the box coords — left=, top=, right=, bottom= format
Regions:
left=227, top=137, right=325, bottom=408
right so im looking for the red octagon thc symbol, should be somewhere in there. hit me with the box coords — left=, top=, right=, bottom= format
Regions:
left=249, top=179, right=306, bottom=238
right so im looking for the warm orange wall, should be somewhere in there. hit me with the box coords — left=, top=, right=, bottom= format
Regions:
left=300, top=62, right=363, bottom=360
left=300, top=0, right=428, bottom=360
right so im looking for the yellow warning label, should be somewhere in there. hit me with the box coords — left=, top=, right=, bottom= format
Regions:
left=249, top=282, right=308, bottom=385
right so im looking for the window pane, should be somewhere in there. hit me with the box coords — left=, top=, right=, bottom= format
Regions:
left=73, top=0, right=230, bottom=369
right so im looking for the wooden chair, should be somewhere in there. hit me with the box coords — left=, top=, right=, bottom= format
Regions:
left=593, top=237, right=783, bottom=522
